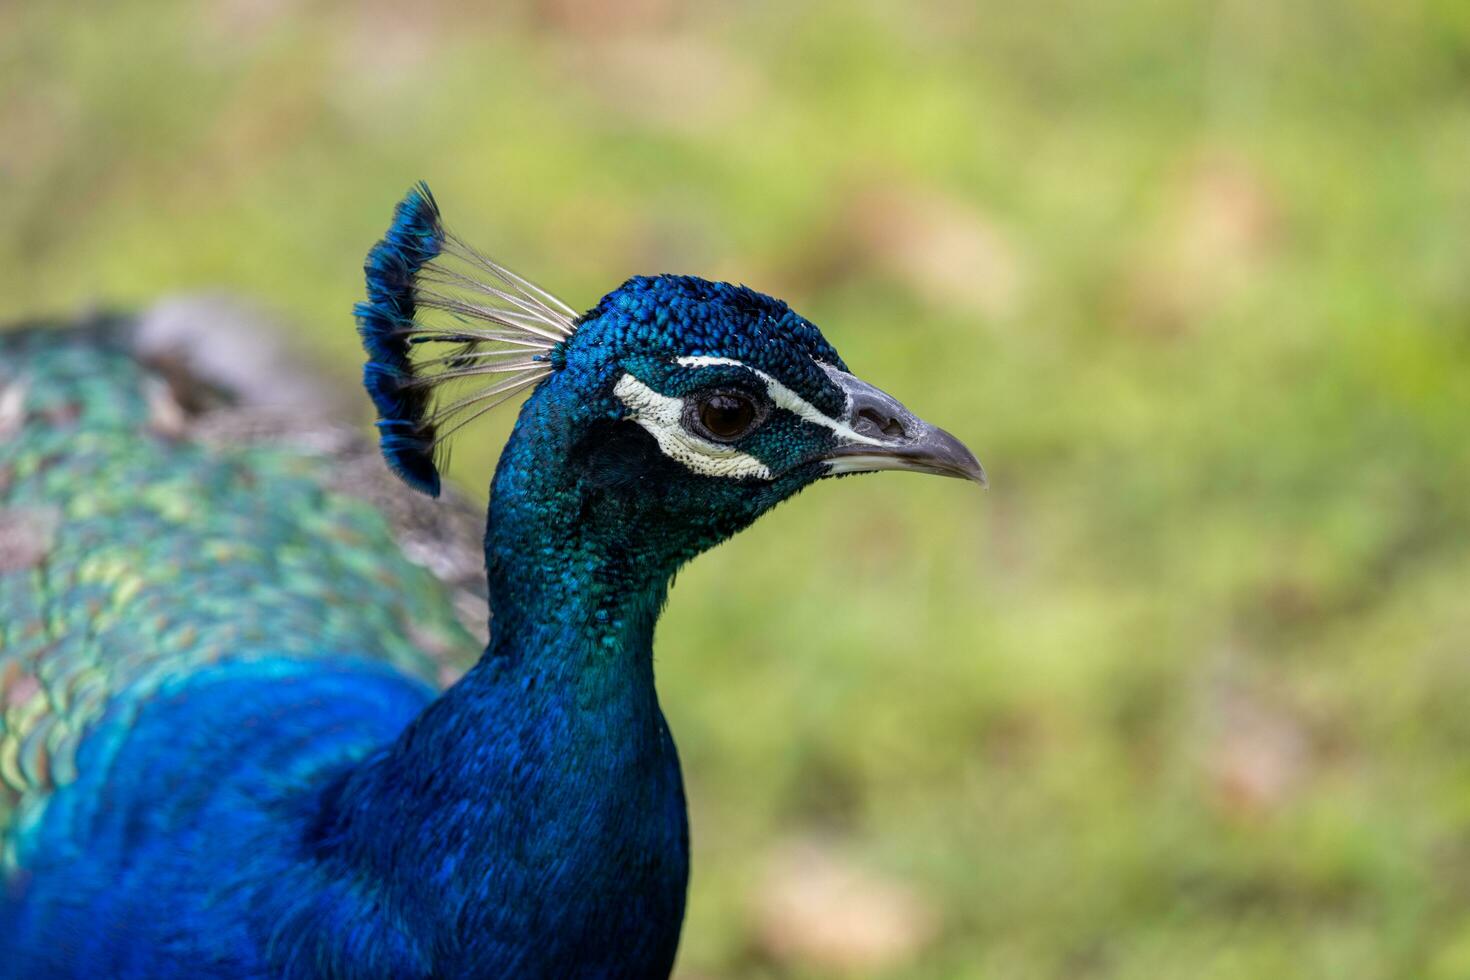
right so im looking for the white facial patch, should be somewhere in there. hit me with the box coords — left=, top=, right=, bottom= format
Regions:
left=612, top=373, right=772, bottom=479
left=612, top=356, right=892, bottom=480
left=674, top=356, right=886, bottom=447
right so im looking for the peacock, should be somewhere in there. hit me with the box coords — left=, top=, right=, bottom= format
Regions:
left=0, top=184, right=984, bottom=978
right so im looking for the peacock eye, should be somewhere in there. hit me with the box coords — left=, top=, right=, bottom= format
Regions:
left=695, top=391, right=758, bottom=442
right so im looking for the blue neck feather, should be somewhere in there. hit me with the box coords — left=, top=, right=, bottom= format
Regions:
left=297, top=372, right=694, bottom=976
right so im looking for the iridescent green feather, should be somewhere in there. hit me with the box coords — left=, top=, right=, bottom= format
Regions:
left=0, top=317, right=484, bottom=871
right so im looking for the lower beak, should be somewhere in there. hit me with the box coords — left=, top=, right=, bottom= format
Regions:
left=819, top=368, right=987, bottom=487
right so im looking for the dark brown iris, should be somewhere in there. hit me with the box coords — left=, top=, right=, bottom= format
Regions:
left=698, top=393, right=756, bottom=440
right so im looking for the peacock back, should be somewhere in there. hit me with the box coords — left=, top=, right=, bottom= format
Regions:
left=0, top=306, right=484, bottom=873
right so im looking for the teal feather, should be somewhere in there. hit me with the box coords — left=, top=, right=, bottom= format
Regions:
left=0, top=319, right=480, bottom=872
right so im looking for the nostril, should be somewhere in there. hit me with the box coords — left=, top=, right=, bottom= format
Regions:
left=858, top=407, right=907, bottom=440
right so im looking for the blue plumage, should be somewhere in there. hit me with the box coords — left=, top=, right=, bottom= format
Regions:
left=354, top=182, right=447, bottom=496
left=0, top=187, right=983, bottom=977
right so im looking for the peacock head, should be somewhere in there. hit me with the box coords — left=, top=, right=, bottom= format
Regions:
left=355, top=184, right=984, bottom=580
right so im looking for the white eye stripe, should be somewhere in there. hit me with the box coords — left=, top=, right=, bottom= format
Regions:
left=612, top=373, right=771, bottom=480
left=672, top=356, right=884, bottom=447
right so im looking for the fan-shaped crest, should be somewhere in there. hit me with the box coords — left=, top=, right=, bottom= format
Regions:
left=353, top=183, right=577, bottom=496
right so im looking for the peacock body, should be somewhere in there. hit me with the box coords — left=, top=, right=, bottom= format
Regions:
left=0, top=188, right=982, bottom=978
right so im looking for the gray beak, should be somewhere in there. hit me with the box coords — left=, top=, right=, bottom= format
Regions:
left=819, top=367, right=987, bottom=487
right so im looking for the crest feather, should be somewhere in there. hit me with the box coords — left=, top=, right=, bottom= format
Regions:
left=353, top=183, right=576, bottom=496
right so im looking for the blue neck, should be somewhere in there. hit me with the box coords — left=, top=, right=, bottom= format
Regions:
left=309, top=389, right=689, bottom=975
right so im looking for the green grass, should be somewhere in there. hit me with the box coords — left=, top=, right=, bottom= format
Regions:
left=4, top=1, right=1470, bottom=976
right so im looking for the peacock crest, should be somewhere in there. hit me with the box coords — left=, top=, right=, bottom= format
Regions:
left=353, top=183, right=579, bottom=497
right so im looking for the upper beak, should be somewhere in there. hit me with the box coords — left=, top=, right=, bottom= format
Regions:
left=819, top=367, right=987, bottom=487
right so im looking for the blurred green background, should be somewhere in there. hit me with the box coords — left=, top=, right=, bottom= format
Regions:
left=4, top=1, right=1470, bottom=977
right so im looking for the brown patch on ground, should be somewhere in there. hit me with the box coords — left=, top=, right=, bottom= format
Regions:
left=803, top=180, right=1026, bottom=319
left=1121, top=152, right=1280, bottom=335
left=533, top=0, right=680, bottom=37
left=1203, top=675, right=1311, bottom=820
left=750, top=837, right=939, bottom=973
left=554, top=35, right=764, bottom=134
